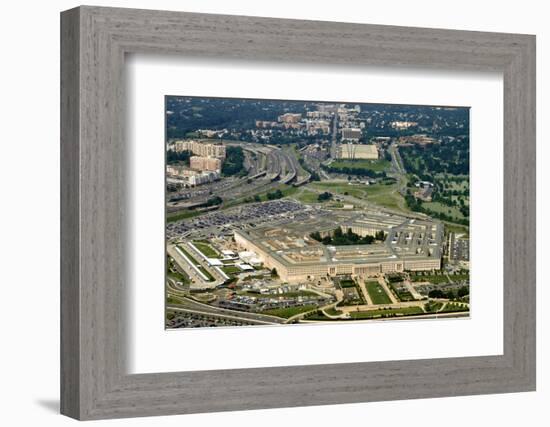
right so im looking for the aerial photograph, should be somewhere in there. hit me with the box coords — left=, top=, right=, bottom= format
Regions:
left=165, top=96, right=470, bottom=329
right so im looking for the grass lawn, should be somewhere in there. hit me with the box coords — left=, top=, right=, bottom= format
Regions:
left=192, top=241, right=218, bottom=258
left=338, top=186, right=366, bottom=198
left=424, top=302, right=443, bottom=313
left=443, top=221, right=470, bottom=235
left=222, top=265, right=241, bottom=275
left=387, top=282, right=414, bottom=301
left=197, top=265, right=215, bottom=281
left=262, top=304, right=318, bottom=319
left=324, top=307, right=343, bottom=316
left=295, top=189, right=323, bottom=203
left=339, top=279, right=356, bottom=288
left=451, top=195, right=469, bottom=207
left=349, top=306, right=423, bottom=319
left=167, top=270, right=189, bottom=284
left=441, top=302, right=469, bottom=313
left=166, top=295, right=185, bottom=305
left=308, top=182, right=366, bottom=199
left=437, top=175, right=469, bottom=192
left=305, top=311, right=330, bottom=321
left=329, top=159, right=390, bottom=172
left=176, top=245, right=215, bottom=281
left=410, top=273, right=450, bottom=284
left=364, top=183, right=404, bottom=211
left=167, top=209, right=202, bottom=223
left=285, top=145, right=308, bottom=176
left=257, top=184, right=299, bottom=202
left=176, top=245, right=200, bottom=265
left=365, top=281, right=392, bottom=304
left=422, top=201, right=466, bottom=221
left=311, top=181, right=409, bottom=213
left=448, top=273, right=470, bottom=282
left=216, top=183, right=299, bottom=211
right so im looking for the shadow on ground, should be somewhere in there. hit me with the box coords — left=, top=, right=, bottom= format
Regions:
left=35, top=399, right=59, bottom=414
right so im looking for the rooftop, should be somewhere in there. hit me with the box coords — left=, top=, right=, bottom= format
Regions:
left=235, top=209, right=443, bottom=268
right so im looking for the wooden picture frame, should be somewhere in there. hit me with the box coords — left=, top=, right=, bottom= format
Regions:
left=60, top=5, right=536, bottom=420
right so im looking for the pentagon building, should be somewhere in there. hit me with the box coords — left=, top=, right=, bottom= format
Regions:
left=234, top=210, right=443, bottom=283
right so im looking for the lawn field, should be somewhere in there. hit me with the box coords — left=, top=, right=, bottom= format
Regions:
left=410, top=273, right=450, bottom=284
left=197, top=265, right=215, bottom=281
left=325, top=307, right=343, bottom=316
left=365, top=281, right=392, bottom=304
left=451, top=195, right=470, bottom=207
left=443, top=221, right=470, bottom=235
left=448, top=273, right=470, bottom=282
left=424, top=301, right=444, bottom=312
left=422, top=201, right=466, bottom=221
left=295, top=189, right=325, bottom=203
left=176, top=245, right=200, bottom=265
left=167, top=209, right=203, bottom=223
left=192, top=241, right=218, bottom=258
left=329, top=159, right=390, bottom=172
left=388, top=282, right=415, bottom=301
left=166, top=295, right=186, bottom=305
left=222, top=265, right=241, bottom=275
left=258, top=184, right=299, bottom=201
left=285, top=145, right=309, bottom=176
left=222, top=183, right=299, bottom=210
left=364, top=183, right=404, bottom=211
left=308, top=182, right=366, bottom=198
left=339, top=279, right=356, bottom=288
left=167, top=269, right=189, bottom=284
left=262, top=304, right=318, bottom=319
left=307, top=181, right=408, bottom=213
left=441, top=302, right=469, bottom=313
left=437, top=174, right=469, bottom=192
left=349, top=306, right=423, bottom=319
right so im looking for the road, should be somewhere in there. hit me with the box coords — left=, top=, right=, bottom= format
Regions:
left=167, top=306, right=280, bottom=326
left=330, top=110, right=339, bottom=159
left=337, top=299, right=428, bottom=314
left=304, top=184, right=430, bottom=220
left=168, top=243, right=224, bottom=289
left=168, top=142, right=299, bottom=215
left=389, top=143, right=406, bottom=175
left=170, top=296, right=287, bottom=324
left=285, top=292, right=344, bottom=324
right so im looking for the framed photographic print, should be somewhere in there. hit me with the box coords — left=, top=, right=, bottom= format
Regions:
left=163, top=96, right=471, bottom=328
left=61, top=6, right=536, bottom=420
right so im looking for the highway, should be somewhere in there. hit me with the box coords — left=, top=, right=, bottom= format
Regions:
left=168, top=296, right=287, bottom=324
left=304, top=183, right=430, bottom=220
left=300, top=310, right=469, bottom=323
left=168, top=141, right=304, bottom=217
left=389, top=143, right=406, bottom=175
left=330, top=110, right=339, bottom=159
left=167, top=306, right=280, bottom=326
left=279, top=148, right=297, bottom=184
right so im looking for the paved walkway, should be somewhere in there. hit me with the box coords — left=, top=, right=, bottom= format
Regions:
left=404, top=279, right=424, bottom=300
left=357, top=280, right=374, bottom=305
left=378, top=276, right=399, bottom=304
